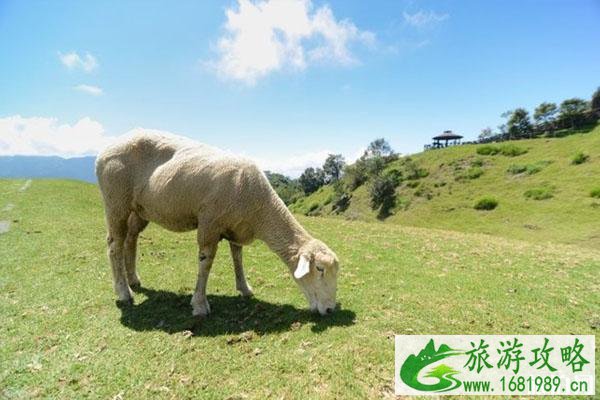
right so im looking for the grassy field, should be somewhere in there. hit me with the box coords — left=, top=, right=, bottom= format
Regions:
left=1, top=179, right=599, bottom=399
left=292, top=125, right=600, bottom=248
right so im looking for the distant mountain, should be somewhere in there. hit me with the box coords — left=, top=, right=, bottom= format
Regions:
left=0, top=155, right=97, bottom=183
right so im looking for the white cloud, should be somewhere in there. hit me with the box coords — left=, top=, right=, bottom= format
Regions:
left=251, top=149, right=331, bottom=178
left=0, top=116, right=187, bottom=158
left=403, top=10, right=449, bottom=28
left=0, top=116, right=116, bottom=157
left=0, top=115, right=365, bottom=178
left=58, top=51, right=98, bottom=72
left=249, top=147, right=364, bottom=178
left=210, top=0, right=374, bottom=85
left=74, top=84, right=103, bottom=96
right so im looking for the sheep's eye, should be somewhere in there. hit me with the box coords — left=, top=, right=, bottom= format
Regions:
left=315, top=266, right=324, bottom=273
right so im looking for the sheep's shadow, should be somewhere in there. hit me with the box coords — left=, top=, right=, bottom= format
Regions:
left=118, top=287, right=356, bottom=336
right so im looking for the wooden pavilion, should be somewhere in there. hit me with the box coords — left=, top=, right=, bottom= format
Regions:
left=425, top=130, right=463, bottom=149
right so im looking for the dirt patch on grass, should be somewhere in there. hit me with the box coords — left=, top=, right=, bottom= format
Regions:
left=0, top=221, right=10, bottom=234
left=19, top=179, right=32, bottom=192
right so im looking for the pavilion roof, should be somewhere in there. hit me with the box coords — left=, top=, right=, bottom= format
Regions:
left=433, top=130, right=463, bottom=140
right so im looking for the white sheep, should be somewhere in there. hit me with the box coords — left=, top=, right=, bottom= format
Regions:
left=95, top=132, right=339, bottom=317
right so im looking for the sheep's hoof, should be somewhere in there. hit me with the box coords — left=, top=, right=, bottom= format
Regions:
left=191, top=297, right=211, bottom=317
left=115, top=297, right=134, bottom=308
left=238, top=286, right=254, bottom=297
left=129, top=281, right=142, bottom=292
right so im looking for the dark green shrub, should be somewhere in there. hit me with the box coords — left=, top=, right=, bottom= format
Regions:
left=466, top=167, right=484, bottom=179
left=471, top=158, right=484, bottom=167
left=414, top=185, right=433, bottom=200
left=507, top=160, right=551, bottom=175
left=403, top=159, right=428, bottom=180
left=507, top=164, right=528, bottom=175
left=406, top=180, right=420, bottom=188
left=524, top=164, right=543, bottom=175
left=384, top=167, right=403, bottom=186
left=455, top=167, right=484, bottom=181
left=499, top=144, right=527, bottom=156
left=476, top=145, right=500, bottom=155
left=474, top=197, right=498, bottom=210
left=572, top=152, right=589, bottom=165
left=308, top=203, right=319, bottom=212
left=477, top=144, right=527, bottom=157
left=590, top=188, right=600, bottom=198
left=524, top=187, right=554, bottom=200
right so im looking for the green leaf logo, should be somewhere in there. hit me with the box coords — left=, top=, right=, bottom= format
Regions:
left=400, top=339, right=464, bottom=392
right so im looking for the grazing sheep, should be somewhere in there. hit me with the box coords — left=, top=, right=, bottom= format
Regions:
left=95, top=132, right=339, bottom=317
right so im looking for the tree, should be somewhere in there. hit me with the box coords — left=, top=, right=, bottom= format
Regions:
left=298, top=167, right=325, bottom=194
left=507, top=108, right=533, bottom=139
left=478, top=127, right=493, bottom=142
left=533, top=102, right=558, bottom=135
left=364, top=155, right=387, bottom=177
left=331, top=180, right=351, bottom=213
left=343, top=162, right=369, bottom=190
left=364, top=138, right=395, bottom=159
left=499, top=110, right=512, bottom=140
left=591, top=87, right=600, bottom=115
left=265, top=171, right=303, bottom=205
left=558, top=98, right=589, bottom=129
left=369, top=174, right=398, bottom=219
left=322, top=154, right=345, bottom=183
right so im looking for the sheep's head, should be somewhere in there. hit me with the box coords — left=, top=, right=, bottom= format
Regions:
left=293, top=239, right=339, bottom=315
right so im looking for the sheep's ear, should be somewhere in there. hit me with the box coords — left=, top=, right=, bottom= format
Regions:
left=294, top=255, right=310, bottom=279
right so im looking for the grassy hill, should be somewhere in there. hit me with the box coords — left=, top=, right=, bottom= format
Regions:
left=291, top=124, right=600, bottom=248
left=1, top=179, right=599, bottom=399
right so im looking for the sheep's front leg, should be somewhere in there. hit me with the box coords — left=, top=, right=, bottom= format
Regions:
left=229, top=242, right=253, bottom=297
left=106, top=220, right=133, bottom=304
left=191, top=243, right=218, bottom=317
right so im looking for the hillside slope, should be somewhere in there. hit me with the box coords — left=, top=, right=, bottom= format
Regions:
left=1, top=179, right=598, bottom=398
left=291, top=125, right=600, bottom=248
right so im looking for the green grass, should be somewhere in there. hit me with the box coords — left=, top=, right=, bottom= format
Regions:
left=296, top=124, right=600, bottom=248
left=289, top=186, right=334, bottom=216
left=2, top=179, right=599, bottom=399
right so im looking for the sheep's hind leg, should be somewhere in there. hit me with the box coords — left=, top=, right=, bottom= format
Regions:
left=229, top=242, right=253, bottom=297
left=106, top=215, right=133, bottom=304
left=124, top=212, right=148, bottom=290
left=191, top=239, right=218, bottom=317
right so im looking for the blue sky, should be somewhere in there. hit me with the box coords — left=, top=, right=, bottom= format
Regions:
left=1, top=0, right=599, bottom=176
